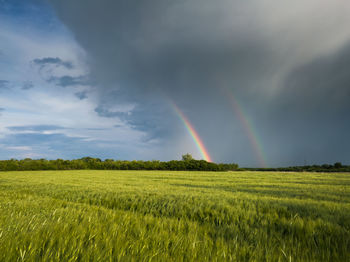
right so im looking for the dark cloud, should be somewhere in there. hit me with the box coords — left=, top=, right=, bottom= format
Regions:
left=48, top=75, right=89, bottom=87
left=281, top=43, right=350, bottom=116
left=50, top=0, right=273, bottom=161
left=260, top=42, right=350, bottom=165
left=50, top=0, right=350, bottom=165
left=33, top=57, right=73, bottom=69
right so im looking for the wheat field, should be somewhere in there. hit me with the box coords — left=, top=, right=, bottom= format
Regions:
left=0, top=170, right=349, bottom=261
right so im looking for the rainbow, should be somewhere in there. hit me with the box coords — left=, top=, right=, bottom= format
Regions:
left=223, top=88, right=267, bottom=167
left=171, top=103, right=213, bottom=162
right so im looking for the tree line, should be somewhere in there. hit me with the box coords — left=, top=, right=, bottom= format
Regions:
left=0, top=157, right=239, bottom=172
left=0, top=157, right=347, bottom=172
left=244, top=162, right=350, bottom=172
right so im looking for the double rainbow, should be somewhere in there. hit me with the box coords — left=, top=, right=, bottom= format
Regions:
left=170, top=90, right=266, bottom=167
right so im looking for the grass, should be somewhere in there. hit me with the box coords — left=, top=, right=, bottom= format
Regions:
left=0, top=170, right=349, bottom=261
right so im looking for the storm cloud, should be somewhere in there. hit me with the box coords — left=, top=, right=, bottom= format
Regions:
left=49, top=0, right=350, bottom=166
left=264, top=43, right=350, bottom=165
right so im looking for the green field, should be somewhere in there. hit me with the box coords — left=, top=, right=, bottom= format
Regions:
left=0, top=171, right=349, bottom=261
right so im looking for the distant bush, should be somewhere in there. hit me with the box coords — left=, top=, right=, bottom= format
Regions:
left=0, top=158, right=239, bottom=172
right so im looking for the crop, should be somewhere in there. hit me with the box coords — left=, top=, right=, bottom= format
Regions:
left=0, top=170, right=349, bottom=261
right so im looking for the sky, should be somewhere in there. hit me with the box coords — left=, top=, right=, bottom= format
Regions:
left=0, top=0, right=349, bottom=166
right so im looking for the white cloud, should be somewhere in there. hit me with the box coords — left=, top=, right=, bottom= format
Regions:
left=5, top=146, right=32, bottom=151
left=0, top=14, right=155, bottom=160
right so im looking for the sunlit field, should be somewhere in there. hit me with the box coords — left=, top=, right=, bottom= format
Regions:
left=0, top=170, right=349, bottom=261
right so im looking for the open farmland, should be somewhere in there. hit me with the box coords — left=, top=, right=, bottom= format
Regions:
left=0, top=170, right=349, bottom=261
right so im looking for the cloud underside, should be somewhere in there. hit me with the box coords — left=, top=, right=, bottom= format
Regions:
left=33, top=57, right=73, bottom=69
left=26, top=0, right=350, bottom=165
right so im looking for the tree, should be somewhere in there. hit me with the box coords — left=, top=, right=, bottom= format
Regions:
left=334, top=162, right=342, bottom=168
left=182, top=153, right=194, bottom=161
